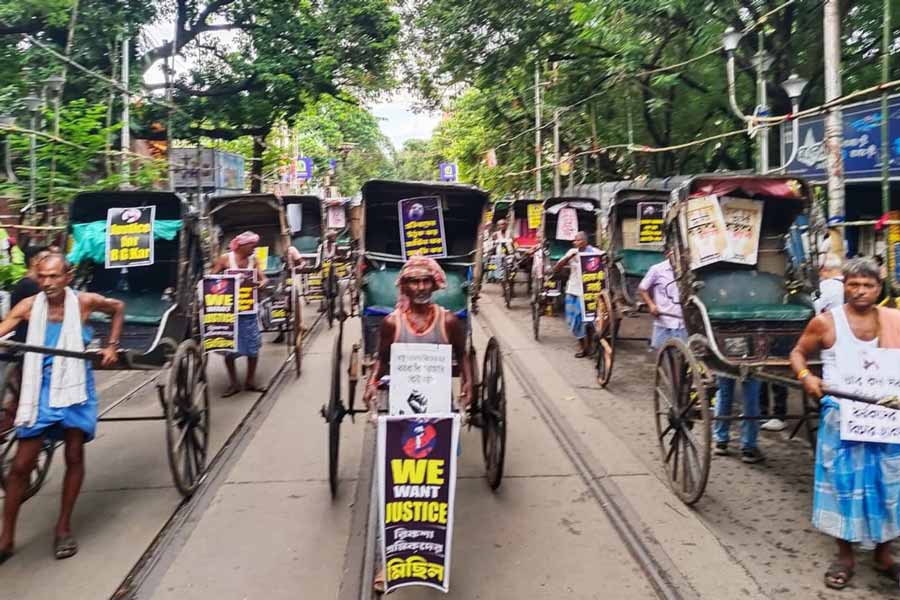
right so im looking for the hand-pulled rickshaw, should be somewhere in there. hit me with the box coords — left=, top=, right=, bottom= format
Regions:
left=530, top=196, right=602, bottom=341
left=0, top=191, right=209, bottom=499
left=322, top=180, right=507, bottom=497
left=481, top=199, right=513, bottom=288
left=318, top=198, right=357, bottom=329
left=206, top=193, right=302, bottom=376
left=595, top=183, right=672, bottom=386
left=653, top=175, right=823, bottom=505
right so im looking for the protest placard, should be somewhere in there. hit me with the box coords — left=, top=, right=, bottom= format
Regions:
left=399, top=196, right=447, bottom=260
left=378, top=415, right=460, bottom=594
left=199, top=275, right=239, bottom=353
left=389, top=343, right=452, bottom=416
left=685, top=195, right=728, bottom=269
left=105, top=206, right=155, bottom=269
left=225, top=268, right=258, bottom=314
left=637, top=202, right=665, bottom=245
left=555, top=207, right=578, bottom=241
left=527, top=202, right=543, bottom=230
left=579, top=252, right=605, bottom=322
left=720, top=197, right=763, bottom=266
left=833, top=346, right=900, bottom=443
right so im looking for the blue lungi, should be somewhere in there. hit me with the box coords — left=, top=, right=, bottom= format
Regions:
left=565, top=293, right=586, bottom=339
left=812, top=396, right=900, bottom=546
left=16, top=322, right=98, bottom=442
left=230, top=313, right=261, bottom=358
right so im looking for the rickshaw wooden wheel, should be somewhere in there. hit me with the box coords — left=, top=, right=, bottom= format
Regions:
left=481, top=338, right=507, bottom=490
left=0, top=361, right=54, bottom=501
left=290, top=284, right=303, bottom=377
left=595, top=290, right=616, bottom=388
left=327, top=330, right=343, bottom=498
left=165, top=340, right=210, bottom=497
left=347, top=343, right=360, bottom=416
left=653, top=338, right=711, bottom=505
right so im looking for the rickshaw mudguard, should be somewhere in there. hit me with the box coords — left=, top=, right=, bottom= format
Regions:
left=618, top=248, right=663, bottom=278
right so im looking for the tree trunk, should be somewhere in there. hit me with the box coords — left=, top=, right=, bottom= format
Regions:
left=251, top=135, right=264, bottom=192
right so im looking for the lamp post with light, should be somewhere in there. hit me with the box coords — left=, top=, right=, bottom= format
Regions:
left=721, top=27, right=808, bottom=173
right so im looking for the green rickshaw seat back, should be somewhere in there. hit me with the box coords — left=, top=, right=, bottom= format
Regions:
left=89, top=291, right=174, bottom=325
left=362, top=266, right=468, bottom=314
left=548, top=240, right=571, bottom=261
left=292, top=235, right=319, bottom=254
left=617, top=249, right=663, bottom=277
left=697, top=270, right=813, bottom=322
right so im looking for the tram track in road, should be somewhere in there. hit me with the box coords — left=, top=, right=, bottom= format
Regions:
left=110, top=312, right=326, bottom=600
left=475, top=299, right=694, bottom=600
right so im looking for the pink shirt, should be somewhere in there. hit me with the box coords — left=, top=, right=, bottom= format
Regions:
left=639, top=260, right=684, bottom=329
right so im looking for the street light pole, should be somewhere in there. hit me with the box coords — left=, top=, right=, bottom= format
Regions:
left=120, top=35, right=131, bottom=189
left=0, top=115, right=17, bottom=183
left=823, top=0, right=846, bottom=253
left=534, top=61, right=542, bottom=197
left=22, top=94, right=42, bottom=215
left=754, top=32, right=771, bottom=173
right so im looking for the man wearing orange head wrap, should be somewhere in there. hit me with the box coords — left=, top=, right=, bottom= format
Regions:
left=211, top=231, right=268, bottom=396
left=362, top=256, right=471, bottom=410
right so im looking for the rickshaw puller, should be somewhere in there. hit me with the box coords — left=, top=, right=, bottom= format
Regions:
left=553, top=231, right=600, bottom=358
left=211, top=231, right=268, bottom=396
left=0, top=254, right=123, bottom=564
left=790, top=258, right=900, bottom=590
left=363, top=256, right=472, bottom=411
left=361, top=256, right=472, bottom=593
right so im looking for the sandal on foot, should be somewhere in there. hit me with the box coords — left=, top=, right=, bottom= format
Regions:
left=824, top=560, right=854, bottom=590
left=244, top=384, right=266, bottom=393
left=0, top=548, right=13, bottom=565
left=221, top=386, right=241, bottom=398
left=54, top=535, right=78, bottom=560
left=874, top=562, right=900, bottom=585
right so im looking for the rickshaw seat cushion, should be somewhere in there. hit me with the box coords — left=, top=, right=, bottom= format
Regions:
left=548, top=240, right=571, bottom=261
left=705, top=303, right=813, bottom=321
left=362, top=267, right=468, bottom=314
left=698, top=270, right=813, bottom=321
left=618, top=249, right=663, bottom=277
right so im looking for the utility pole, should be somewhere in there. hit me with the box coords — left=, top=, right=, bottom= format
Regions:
left=881, top=0, right=894, bottom=282
left=534, top=61, right=542, bottom=197
left=120, top=35, right=131, bottom=189
left=823, top=0, right=846, bottom=253
left=553, top=107, right=561, bottom=196
left=755, top=31, right=770, bottom=173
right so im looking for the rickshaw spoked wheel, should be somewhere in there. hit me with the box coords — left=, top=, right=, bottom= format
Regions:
left=595, top=290, right=616, bottom=388
left=327, top=330, right=344, bottom=498
left=165, top=340, right=210, bottom=497
left=653, top=338, right=711, bottom=505
left=290, top=284, right=303, bottom=377
left=0, top=361, right=54, bottom=501
left=480, top=338, right=506, bottom=490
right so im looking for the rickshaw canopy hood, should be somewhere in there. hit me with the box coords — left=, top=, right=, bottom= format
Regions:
left=70, top=190, right=186, bottom=223
left=543, top=196, right=601, bottom=214
left=207, top=193, right=284, bottom=232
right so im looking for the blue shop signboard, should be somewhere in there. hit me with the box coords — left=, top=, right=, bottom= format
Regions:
left=780, top=94, right=900, bottom=182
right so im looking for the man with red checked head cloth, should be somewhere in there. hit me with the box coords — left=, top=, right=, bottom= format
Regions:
left=362, top=256, right=472, bottom=412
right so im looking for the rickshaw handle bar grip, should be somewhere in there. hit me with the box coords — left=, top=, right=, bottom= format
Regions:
left=0, top=339, right=104, bottom=362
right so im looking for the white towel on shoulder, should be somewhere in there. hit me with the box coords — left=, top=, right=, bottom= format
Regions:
left=15, top=288, right=88, bottom=428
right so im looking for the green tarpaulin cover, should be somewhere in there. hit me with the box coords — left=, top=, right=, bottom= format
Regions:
left=67, top=220, right=181, bottom=265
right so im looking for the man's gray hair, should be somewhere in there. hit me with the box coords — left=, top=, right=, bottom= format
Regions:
left=842, top=256, right=882, bottom=282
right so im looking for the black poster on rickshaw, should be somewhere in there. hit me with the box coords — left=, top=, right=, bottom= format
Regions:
left=398, top=196, right=447, bottom=260
left=637, top=202, right=665, bottom=244
left=579, top=252, right=605, bottom=322
left=105, top=206, right=155, bottom=268
left=379, top=415, right=459, bottom=594
left=225, top=268, right=258, bottom=314
left=268, top=296, right=288, bottom=325
left=199, top=275, right=239, bottom=353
